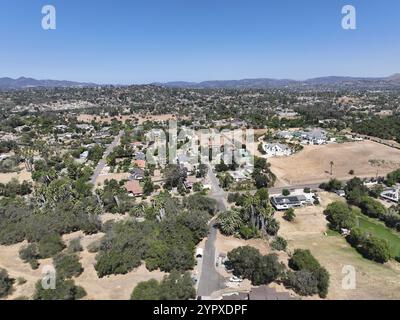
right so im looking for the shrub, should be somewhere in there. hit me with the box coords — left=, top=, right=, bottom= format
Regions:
left=38, top=234, right=66, bottom=259
left=271, top=236, right=287, bottom=251
left=131, top=271, right=195, bottom=300
left=0, top=268, right=14, bottom=298
left=282, top=189, right=290, bottom=196
left=284, top=270, right=319, bottom=296
left=67, top=238, right=83, bottom=253
left=19, top=243, right=40, bottom=269
left=283, top=208, right=296, bottom=222
left=53, top=253, right=84, bottom=279
left=346, top=228, right=391, bottom=263
left=34, top=278, right=86, bottom=300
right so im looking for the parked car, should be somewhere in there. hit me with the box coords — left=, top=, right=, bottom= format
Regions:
left=229, top=276, right=243, bottom=283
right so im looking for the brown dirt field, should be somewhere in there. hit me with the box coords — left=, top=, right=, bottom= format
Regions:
left=215, top=231, right=271, bottom=256
left=269, top=141, right=400, bottom=187
left=95, top=172, right=130, bottom=187
left=0, top=168, right=32, bottom=184
left=277, top=192, right=400, bottom=300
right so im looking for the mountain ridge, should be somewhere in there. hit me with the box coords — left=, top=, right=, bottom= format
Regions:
left=1, top=74, right=400, bottom=90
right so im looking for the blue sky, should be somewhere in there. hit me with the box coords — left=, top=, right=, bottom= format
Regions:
left=1, top=0, right=399, bottom=84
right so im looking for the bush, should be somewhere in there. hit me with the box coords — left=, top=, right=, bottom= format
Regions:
left=239, top=225, right=258, bottom=240
left=38, top=234, right=66, bottom=259
left=131, top=279, right=161, bottom=300
left=284, top=270, right=319, bottom=296
left=34, top=278, right=86, bottom=300
left=67, top=238, right=83, bottom=253
left=265, top=218, right=280, bottom=236
left=287, top=249, right=329, bottom=298
left=282, top=189, right=290, bottom=196
left=359, top=196, right=387, bottom=219
left=227, top=246, right=285, bottom=285
left=346, top=228, right=391, bottom=263
left=53, top=253, right=84, bottom=279
left=324, top=201, right=357, bottom=231
left=289, top=249, right=321, bottom=272
left=0, top=268, right=14, bottom=298
left=283, top=208, right=296, bottom=222
left=19, top=243, right=40, bottom=269
left=131, top=271, right=195, bottom=300
left=271, top=236, right=287, bottom=251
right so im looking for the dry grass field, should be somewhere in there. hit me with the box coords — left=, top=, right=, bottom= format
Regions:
left=277, top=192, right=400, bottom=300
left=269, top=141, right=400, bottom=187
left=0, top=231, right=166, bottom=300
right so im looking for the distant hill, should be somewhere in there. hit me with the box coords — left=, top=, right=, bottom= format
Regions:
left=2, top=74, right=400, bottom=90
left=0, top=77, right=97, bottom=89
left=157, top=74, right=400, bottom=89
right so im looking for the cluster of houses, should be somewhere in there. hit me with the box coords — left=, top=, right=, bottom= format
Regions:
left=276, top=128, right=328, bottom=145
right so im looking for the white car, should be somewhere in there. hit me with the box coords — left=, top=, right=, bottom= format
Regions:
left=229, top=276, right=243, bottom=283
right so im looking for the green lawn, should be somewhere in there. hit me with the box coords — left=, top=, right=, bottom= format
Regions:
left=356, top=214, right=400, bottom=258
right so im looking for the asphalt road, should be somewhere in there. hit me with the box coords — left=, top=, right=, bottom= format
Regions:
left=90, top=130, right=124, bottom=186
left=197, top=166, right=227, bottom=298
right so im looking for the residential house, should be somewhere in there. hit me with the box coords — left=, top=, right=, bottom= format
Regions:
left=300, top=128, right=327, bottom=145
left=129, top=168, right=145, bottom=181
left=271, top=191, right=315, bottom=210
left=263, top=143, right=292, bottom=158
left=125, top=180, right=143, bottom=197
left=134, top=159, right=146, bottom=169
left=381, top=188, right=399, bottom=203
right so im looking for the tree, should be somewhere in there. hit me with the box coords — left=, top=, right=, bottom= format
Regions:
left=34, top=278, right=86, bottom=300
left=217, top=209, right=242, bottom=236
left=282, top=189, right=290, bottom=196
left=359, top=196, right=387, bottom=219
left=0, top=268, right=14, bottom=298
left=287, top=249, right=330, bottom=298
left=251, top=254, right=285, bottom=286
left=227, top=246, right=261, bottom=280
left=284, top=270, right=319, bottom=296
left=227, top=246, right=285, bottom=285
left=53, top=253, right=84, bottom=279
left=131, top=271, right=195, bottom=300
left=131, top=279, right=161, bottom=300
left=38, top=234, right=66, bottom=259
left=283, top=208, right=296, bottom=222
left=19, top=243, right=40, bottom=269
left=289, top=249, right=321, bottom=272
left=324, top=201, right=357, bottom=231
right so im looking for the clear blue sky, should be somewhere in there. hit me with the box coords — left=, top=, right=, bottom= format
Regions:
left=1, top=0, right=399, bottom=84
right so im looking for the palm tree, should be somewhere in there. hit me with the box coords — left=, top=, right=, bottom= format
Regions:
left=217, top=209, right=242, bottom=236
